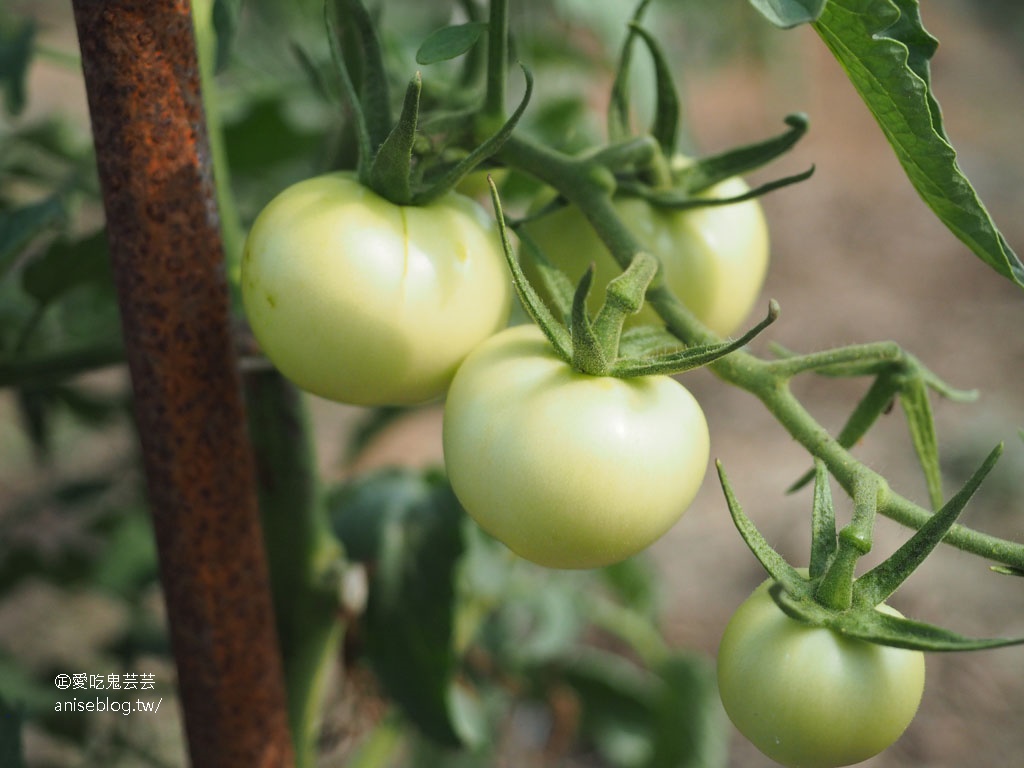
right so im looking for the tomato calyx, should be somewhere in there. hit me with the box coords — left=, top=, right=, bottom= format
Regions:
left=324, top=0, right=532, bottom=206
left=717, top=452, right=1024, bottom=652
left=489, top=181, right=778, bottom=378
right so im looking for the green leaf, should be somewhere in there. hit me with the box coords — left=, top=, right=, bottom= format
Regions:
left=813, top=0, right=1024, bottom=288
left=329, top=468, right=468, bottom=746
left=747, top=0, right=826, bottom=28
left=416, top=22, right=487, bottom=65
left=0, top=16, right=35, bottom=116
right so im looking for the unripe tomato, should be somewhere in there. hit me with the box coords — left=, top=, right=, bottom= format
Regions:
left=242, top=172, right=512, bottom=405
left=717, top=576, right=926, bottom=768
left=442, top=324, right=710, bottom=569
left=523, top=164, right=769, bottom=337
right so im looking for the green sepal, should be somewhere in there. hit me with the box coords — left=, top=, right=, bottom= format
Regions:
left=616, top=325, right=685, bottom=360
left=814, top=479, right=879, bottom=611
left=413, top=64, right=533, bottom=205
left=514, top=227, right=576, bottom=323
left=619, top=166, right=815, bottom=211
left=324, top=0, right=372, bottom=174
left=488, top=180, right=573, bottom=362
left=369, top=73, right=422, bottom=205
left=808, top=460, right=837, bottom=579
left=897, top=370, right=943, bottom=510
left=416, top=22, right=487, bottom=65
left=853, top=443, right=1003, bottom=608
left=625, top=22, right=680, bottom=155
left=611, top=300, right=779, bottom=378
left=607, top=0, right=656, bottom=143
left=588, top=251, right=660, bottom=373
left=773, top=586, right=1024, bottom=652
left=568, top=266, right=609, bottom=377
left=716, top=460, right=806, bottom=595
left=331, top=0, right=391, bottom=149
left=674, top=114, right=810, bottom=194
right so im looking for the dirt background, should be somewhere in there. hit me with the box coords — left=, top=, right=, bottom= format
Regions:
left=3, top=0, right=1024, bottom=766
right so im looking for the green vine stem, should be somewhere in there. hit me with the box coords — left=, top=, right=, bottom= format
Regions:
left=245, top=370, right=345, bottom=768
left=495, top=133, right=1024, bottom=570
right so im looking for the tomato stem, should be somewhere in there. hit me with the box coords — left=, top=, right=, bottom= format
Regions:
left=495, top=131, right=1024, bottom=573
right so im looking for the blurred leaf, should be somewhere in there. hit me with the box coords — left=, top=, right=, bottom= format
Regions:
left=813, top=0, right=1024, bottom=288
left=223, top=97, right=326, bottom=176
left=562, top=649, right=726, bottom=768
left=329, top=468, right=468, bottom=746
left=0, top=16, right=35, bottom=116
left=0, top=197, right=65, bottom=280
left=488, top=583, right=585, bottom=667
left=647, top=653, right=727, bottom=768
left=747, top=0, right=826, bottom=28
left=91, top=510, right=158, bottom=598
left=416, top=22, right=487, bottom=65
left=22, top=229, right=112, bottom=307
left=0, top=690, right=25, bottom=768
left=600, top=556, right=661, bottom=619
left=212, top=0, right=242, bottom=72
left=563, top=650, right=660, bottom=768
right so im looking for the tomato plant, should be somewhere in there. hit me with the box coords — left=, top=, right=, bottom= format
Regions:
left=443, top=323, right=709, bottom=569
left=241, top=172, right=511, bottom=406
left=717, top=576, right=925, bottom=768
left=523, top=166, right=769, bottom=337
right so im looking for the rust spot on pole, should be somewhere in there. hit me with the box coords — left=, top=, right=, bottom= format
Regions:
left=71, top=2, right=295, bottom=767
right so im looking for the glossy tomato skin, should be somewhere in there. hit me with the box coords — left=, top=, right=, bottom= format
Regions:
left=241, top=172, right=511, bottom=406
left=442, top=324, right=710, bottom=569
left=717, top=577, right=926, bottom=768
left=523, top=169, right=769, bottom=337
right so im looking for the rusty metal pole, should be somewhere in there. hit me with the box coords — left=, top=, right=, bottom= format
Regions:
left=71, top=2, right=295, bottom=767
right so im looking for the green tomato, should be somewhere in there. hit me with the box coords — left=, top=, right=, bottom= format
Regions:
left=242, top=172, right=512, bottom=406
left=717, top=576, right=926, bottom=768
left=522, top=166, right=769, bottom=337
left=442, top=323, right=710, bottom=569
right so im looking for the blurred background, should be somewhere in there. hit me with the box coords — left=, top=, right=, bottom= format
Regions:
left=1, top=0, right=1023, bottom=765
